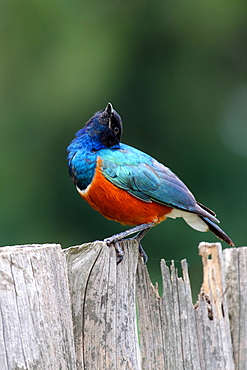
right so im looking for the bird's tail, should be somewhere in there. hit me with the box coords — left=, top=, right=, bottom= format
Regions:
left=199, top=216, right=235, bottom=246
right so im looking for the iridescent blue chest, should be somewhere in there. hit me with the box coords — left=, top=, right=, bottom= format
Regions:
left=67, top=136, right=97, bottom=191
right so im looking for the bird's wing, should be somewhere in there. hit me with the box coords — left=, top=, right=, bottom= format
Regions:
left=98, top=144, right=209, bottom=216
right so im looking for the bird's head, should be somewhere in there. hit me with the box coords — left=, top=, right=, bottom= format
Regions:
left=76, top=102, right=123, bottom=150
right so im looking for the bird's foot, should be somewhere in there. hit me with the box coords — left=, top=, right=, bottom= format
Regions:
left=106, top=240, right=148, bottom=264
left=138, top=243, right=148, bottom=264
left=130, top=227, right=151, bottom=264
left=104, top=223, right=154, bottom=264
left=103, top=223, right=154, bottom=245
left=114, top=242, right=125, bottom=265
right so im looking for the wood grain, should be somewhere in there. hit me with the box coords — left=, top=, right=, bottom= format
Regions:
left=224, top=246, right=247, bottom=370
left=65, top=240, right=141, bottom=370
left=0, top=241, right=246, bottom=369
left=0, top=244, right=76, bottom=370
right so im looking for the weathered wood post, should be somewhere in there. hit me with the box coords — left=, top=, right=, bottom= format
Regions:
left=0, top=244, right=76, bottom=369
left=0, top=241, right=246, bottom=369
left=223, top=247, right=247, bottom=370
left=65, top=240, right=141, bottom=369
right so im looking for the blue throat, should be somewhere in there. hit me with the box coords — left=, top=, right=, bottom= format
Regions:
left=67, top=128, right=120, bottom=191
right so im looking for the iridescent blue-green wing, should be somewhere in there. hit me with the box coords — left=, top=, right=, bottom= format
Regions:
left=98, top=144, right=211, bottom=216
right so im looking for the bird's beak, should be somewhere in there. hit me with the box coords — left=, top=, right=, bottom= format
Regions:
left=105, top=102, right=113, bottom=115
left=105, top=102, right=113, bottom=127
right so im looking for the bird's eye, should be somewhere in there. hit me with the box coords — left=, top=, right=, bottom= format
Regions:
left=113, top=126, right=119, bottom=134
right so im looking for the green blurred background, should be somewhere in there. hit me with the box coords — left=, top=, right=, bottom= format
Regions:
left=1, top=0, right=246, bottom=298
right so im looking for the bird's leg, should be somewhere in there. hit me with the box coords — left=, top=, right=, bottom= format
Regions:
left=104, top=223, right=154, bottom=244
left=131, top=226, right=153, bottom=264
left=104, top=223, right=154, bottom=264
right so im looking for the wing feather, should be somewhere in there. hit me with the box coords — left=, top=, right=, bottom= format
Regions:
left=98, top=144, right=218, bottom=222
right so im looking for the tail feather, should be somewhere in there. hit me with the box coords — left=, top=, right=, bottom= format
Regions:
left=196, top=202, right=216, bottom=217
left=199, top=216, right=234, bottom=246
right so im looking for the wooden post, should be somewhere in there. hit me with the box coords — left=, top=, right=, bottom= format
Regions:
left=196, top=242, right=234, bottom=370
left=0, top=241, right=246, bottom=369
left=223, top=246, right=247, bottom=370
left=0, top=244, right=76, bottom=370
left=65, top=240, right=141, bottom=369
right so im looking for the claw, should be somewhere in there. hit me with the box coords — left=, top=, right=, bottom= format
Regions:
left=105, top=240, right=125, bottom=264
left=138, top=243, right=148, bottom=264
left=114, top=242, right=124, bottom=264
left=104, top=223, right=154, bottom=264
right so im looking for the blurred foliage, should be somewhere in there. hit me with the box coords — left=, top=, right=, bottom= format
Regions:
left=1, top=0, right=247, bottom=298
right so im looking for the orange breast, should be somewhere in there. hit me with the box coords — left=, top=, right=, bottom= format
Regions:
left=79, top=160, right=173, bottom=226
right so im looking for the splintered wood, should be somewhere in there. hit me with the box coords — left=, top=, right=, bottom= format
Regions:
left=65, top=241, right=240, bottom=370
left=136, top=259, right=201, bottom=370
left=136, top=242, right=236, bottom=370
left=198, top=242, right=225, bottom=319
left=195, top=242, right=234, bottom=370
left=0, top=242, right=246, bottom=369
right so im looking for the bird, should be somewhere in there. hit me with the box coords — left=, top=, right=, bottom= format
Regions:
left=67, top=102, right=234, bottom=263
